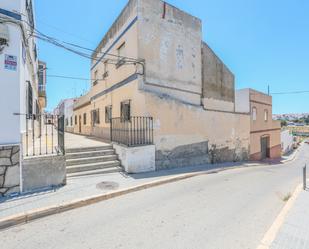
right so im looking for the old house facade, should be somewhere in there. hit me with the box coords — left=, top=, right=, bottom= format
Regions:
left=73, top=0, right=251, bottom=170
left=236, top=88, right=281, bottom=160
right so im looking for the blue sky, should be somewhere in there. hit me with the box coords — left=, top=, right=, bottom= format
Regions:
left=35, top=0, right=309, bottom=114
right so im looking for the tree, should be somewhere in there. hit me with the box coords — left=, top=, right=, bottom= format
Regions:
left=281, top=120, right=287, bottom=127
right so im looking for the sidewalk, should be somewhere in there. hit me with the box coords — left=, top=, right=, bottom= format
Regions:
left=270, top=185, right=309, bottom=249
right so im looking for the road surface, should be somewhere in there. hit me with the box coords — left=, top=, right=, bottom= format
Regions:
left=1, top=144, right=309, bottom=249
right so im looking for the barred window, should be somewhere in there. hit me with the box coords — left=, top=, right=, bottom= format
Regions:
left=75, top=115, right=77, bottom=125
left=120, top=100, right=131, bottom=121
left=91, top=109, right=100, bottom=126
left=105, top=105, right=112, bottom=123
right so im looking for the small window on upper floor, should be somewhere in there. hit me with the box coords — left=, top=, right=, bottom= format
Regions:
left=93, top=70, right=98, bottom=86
left=252, top=107, right=257, bottom=121
left=116, top=42, right=126, bottom=68
left=103, top=60, right=109, bottom=79
left=264, top=109, right=268, bottom=122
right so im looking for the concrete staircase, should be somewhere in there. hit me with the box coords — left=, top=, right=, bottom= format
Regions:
left=65, top=145, right=122, bottom=177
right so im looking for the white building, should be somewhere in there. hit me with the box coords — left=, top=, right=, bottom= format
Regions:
left=0, top=0, right=45, bottom=145
left=54, top=98, right=77, bottom=133
left=0, top=0, right=50, bottom=197
left=281, top=130, right=294, bottom=155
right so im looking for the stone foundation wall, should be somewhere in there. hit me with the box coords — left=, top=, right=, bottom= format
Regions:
left=156, top=141, right=210, bottom=170
left=0, top=145, right=20, bottom=197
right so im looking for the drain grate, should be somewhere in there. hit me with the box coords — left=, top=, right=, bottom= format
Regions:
left=96, top=181, right=119, bottom=190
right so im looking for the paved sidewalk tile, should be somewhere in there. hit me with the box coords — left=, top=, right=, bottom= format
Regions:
left=270, top=187, right=309, bottom=249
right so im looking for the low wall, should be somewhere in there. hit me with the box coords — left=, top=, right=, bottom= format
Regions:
left=113, top=144, right=155, bottom=173
left=22, top=155, right=66, bottom=192
left=0, top=144, right=20, bottom=197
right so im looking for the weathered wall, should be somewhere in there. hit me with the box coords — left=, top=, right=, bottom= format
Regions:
left=143, top=92, right=250, bottom=169
left=201, top=42, right=235, bottom=112
left=22, top=155, right=66, bottom=192
left=235, top=89, right=250, bottom=113
left=0, top=145, right=20, bottom=197
left=281, top=130, right=294, bottom=155
left=138, top=0, right=202, bottom=105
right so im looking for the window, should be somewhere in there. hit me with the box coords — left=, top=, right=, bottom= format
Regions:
left=116, top=42, right=126, bottom=68
left=27, top=81, right=33, bottom=115
left=83, top=113, right=87, bottom=125
left=91, top=109, right=100, bottom=126
left=93, top=70, right=98, bottom=86
left=35, top=100, right=40, bottom=116
left=121, top=100, right=131, bottom=121
left=70, top=116, right=73, bottom=126
left=75, top=115, right=77, bottom=125
left=26, top=0, right=34, bottom=29
left=105, top=105, right=112, bottom=123
left=252, top=107, right=257, bottom=121
left=264, top=110, right=268, bottom=122
left=103, top=60, right=109, bottom=79
left=66, top=118, right=69, bottom=126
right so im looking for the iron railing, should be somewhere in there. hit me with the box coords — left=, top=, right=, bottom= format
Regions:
left=110, top=116, right=153, bottom=147
left=20, top=114, right=65, bottom=157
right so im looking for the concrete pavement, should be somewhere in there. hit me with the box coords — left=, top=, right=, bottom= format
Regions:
left=270, top=183, right=309, bottom=249
left=1, top=144, right=308, bottom=249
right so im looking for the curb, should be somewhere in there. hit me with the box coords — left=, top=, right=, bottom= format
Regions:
left=256, top=183, right=303, bottom=249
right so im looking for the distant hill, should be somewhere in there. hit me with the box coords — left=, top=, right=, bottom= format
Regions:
left=273, top=113, right=309, bottom=121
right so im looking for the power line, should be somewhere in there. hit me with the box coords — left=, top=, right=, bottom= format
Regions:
left=271, top=90, right=309, bottom=95
left=47, top=74, right=103, bottom=81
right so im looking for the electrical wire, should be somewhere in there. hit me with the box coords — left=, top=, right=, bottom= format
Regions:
left=271, top=90, right=309, bottom=95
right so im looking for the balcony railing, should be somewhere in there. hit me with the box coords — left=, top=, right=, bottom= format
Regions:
left=110, top=116, right=153, bottom=147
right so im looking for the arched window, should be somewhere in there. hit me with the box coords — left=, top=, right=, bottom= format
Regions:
left=252, top=107, right=257, bottom=121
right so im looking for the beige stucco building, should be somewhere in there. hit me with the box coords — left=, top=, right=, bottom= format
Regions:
left=73, top=0, right=251, bottom=169
left=236, top=89, right=281, bottom=160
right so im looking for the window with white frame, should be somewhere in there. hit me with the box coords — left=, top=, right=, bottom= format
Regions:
left=252, top=107, right=257, bottom=121
left=264, top=109, right=268, bottom=122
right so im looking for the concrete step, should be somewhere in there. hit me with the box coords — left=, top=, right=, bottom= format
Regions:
left=65, top=149, right=115, bottom=160
left=66, top=145, right=113, bottom=154
left=66, top=155, right=118, bottom=166
left=67, top=166, right=122, bottom=178
left=66, top=160, right=121, bottom=174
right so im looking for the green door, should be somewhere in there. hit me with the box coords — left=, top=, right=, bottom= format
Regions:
left=261, top=137, right=269, bottom=159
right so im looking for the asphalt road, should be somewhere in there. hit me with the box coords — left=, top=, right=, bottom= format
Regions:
left=1, top=144, right=309, bottom=249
